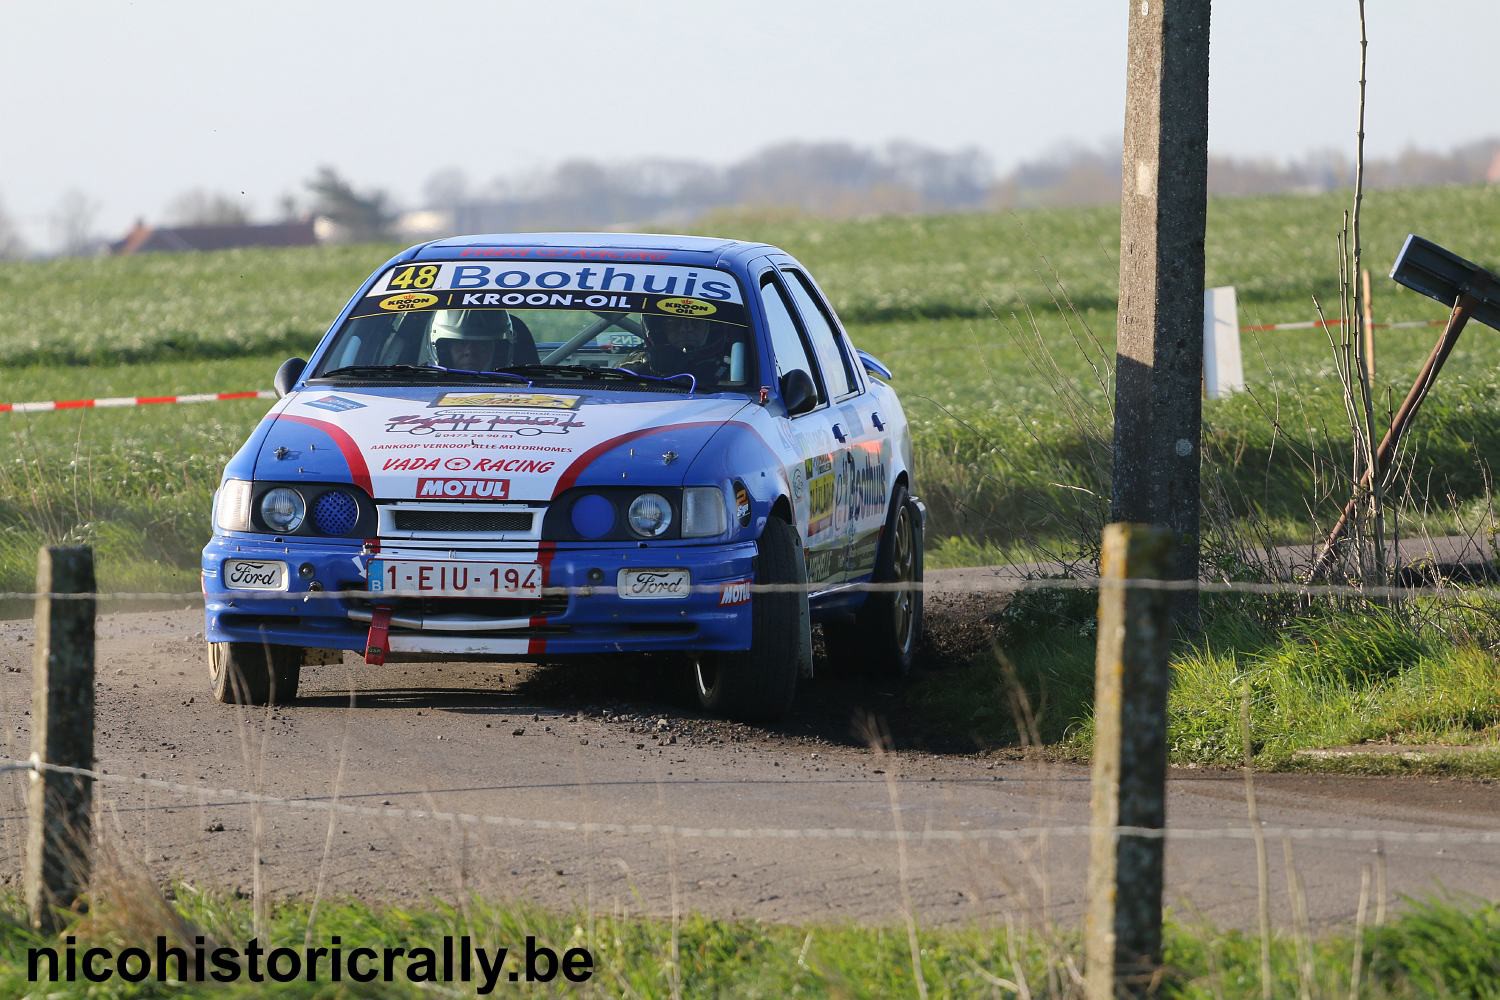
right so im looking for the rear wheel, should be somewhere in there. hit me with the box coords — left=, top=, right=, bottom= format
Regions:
left=693, top=516, right=807, bottom=722
left=209, top=641, right=302, bottom=705
left=828, top=486, right=924, bottom=677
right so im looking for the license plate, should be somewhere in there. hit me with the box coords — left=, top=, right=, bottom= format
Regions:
left=617, top=568, right=691, bottom=600
left=368, top=560, right=542, bottom=598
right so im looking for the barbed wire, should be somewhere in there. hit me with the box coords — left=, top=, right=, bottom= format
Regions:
left=3, top=573, right=1500, bottom=604
left=4, top=758, right=1499, bottom=848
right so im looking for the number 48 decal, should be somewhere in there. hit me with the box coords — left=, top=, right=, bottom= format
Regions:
left=388, top=264, right=440, bottom=290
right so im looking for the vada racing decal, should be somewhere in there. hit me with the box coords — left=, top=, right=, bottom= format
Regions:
left=350, top=262, right=749, bottom=326
left=270, top=388, right=754, bottom=500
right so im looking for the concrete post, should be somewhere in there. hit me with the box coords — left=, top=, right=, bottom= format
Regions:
left=1110, top=0, right=1212, bottom=627
left=24, top=546, right=96, bottom=934
left=1086, top=524, right=1174, bottom=998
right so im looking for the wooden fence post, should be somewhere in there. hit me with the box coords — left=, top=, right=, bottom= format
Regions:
left=1085, top=524, right=1174, bottom=998
left=24, top=546, right=96, bottom=934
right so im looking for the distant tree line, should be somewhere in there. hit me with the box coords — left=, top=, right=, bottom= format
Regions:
left=422, top=136, right=1500, bottom=230
left=3, top=136, right=1497, bottom=258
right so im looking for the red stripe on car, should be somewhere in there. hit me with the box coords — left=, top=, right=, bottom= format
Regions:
left=277, top=414, right=374, bottom=494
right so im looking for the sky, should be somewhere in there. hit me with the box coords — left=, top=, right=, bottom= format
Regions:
left=4, top=0, right=1496, bottom=250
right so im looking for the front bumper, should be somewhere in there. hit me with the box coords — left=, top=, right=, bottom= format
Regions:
left=202, top=533, right=756, bottom=658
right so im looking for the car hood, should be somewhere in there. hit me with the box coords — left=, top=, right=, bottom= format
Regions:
left=255, top=385, right=754, bottom=501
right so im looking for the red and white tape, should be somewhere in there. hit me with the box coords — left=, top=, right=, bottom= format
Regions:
left=0, top=390, right=275, bottom=415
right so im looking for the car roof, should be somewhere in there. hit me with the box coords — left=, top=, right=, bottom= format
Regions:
left=408, top=232, right=779, bottom=269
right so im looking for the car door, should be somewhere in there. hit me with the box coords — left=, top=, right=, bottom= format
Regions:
left=778, top=263, right=889, bottom=584
left=754, top=264, right=848, bottom=592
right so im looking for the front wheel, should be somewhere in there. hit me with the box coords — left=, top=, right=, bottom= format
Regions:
left=692, top=516, right=807, bottom=722
left=834, top=486, right=924, bottom=677
left=209, top=641, right=302, bottom=705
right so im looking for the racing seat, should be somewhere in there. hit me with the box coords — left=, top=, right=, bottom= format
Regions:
left=505, top=316, right=540, bottom=366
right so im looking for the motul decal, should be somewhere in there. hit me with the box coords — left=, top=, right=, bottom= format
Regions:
left=415, top=477, right=511, bottom=499
left=718, top=579, right=752, bottom=606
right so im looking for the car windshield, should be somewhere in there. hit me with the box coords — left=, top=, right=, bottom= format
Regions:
left=310, top=260, right=755, bottom=393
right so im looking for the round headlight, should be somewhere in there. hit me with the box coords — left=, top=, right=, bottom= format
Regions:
left=627, top=493, right=673, bottom=538
left=260, top=488, right=306, bottom=533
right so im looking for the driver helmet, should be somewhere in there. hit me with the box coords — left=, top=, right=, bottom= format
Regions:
left=427, top=310, right=514, bottom=370
left=641, top=313, right=724, bottom=376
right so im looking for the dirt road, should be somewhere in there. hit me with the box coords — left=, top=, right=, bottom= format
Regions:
left=2, top=586, right=1498, bottom=932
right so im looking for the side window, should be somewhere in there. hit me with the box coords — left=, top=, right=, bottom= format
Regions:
left=759, top=277, right=819, bottom=390
left=783, top=269, right=857, bottom=399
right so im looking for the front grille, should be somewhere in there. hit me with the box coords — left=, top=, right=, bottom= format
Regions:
left=351, top=593, right=568, bottom=620
left=390, top=510, right=534, bottom=533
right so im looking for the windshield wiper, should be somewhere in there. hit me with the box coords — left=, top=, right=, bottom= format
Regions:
left=316, top=364, right=529, bottom=383
left=503, top=364, right=694, bottom=389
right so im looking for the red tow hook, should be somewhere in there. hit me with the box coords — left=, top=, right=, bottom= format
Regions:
left=365, top=606, right=393, bottom=665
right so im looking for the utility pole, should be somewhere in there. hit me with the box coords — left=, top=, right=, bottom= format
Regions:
left=1110, top=0, right=1212, bottom=628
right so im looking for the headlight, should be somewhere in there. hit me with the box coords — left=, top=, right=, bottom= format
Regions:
left=259, top=487, right=306, bottom=533
left=215, top=479, right=253, bottom=532
left=570, top=494, right=616, bottom=539
left=681, top=487, right=728, bottom=538
left=627, top=492, right=673, bottom=538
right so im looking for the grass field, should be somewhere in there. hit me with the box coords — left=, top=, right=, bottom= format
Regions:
left=4, top=887, right=1498, bottom=997
left=4, top=184, right=1500, bottom=597
left=4, top=185, right=1500, bottom=767
left=909, top=584, right=1500, bottom=769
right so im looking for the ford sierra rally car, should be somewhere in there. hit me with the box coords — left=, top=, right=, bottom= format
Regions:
left=203, top=233, right=923, bottom=721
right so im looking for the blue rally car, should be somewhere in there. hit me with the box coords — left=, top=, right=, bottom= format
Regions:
left=203, top=233, right=923, bottom=720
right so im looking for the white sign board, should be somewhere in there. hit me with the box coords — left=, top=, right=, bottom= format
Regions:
left=1203, top=286, right=1244, bottom=398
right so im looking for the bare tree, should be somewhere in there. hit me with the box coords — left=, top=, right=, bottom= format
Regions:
left=164, top=188, right=251, bottom=226
left=49, top=189, right=100, bottom=256
left=0, top=195, right=27, bottom=259
left=423, top=167, right=470, bottom=209
left=304, top=166, right=393, bottom=242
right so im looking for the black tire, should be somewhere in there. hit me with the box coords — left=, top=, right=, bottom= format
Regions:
left=209, top=641, right=302, bottom=705
left=834, top=485, right=924, bottom=677
left=692, top=516, right=807, bottom=722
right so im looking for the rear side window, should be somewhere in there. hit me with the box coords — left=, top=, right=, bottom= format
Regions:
left=759, top=278, right=817, bottom=388
left=783, top=269, right=857, bottom=399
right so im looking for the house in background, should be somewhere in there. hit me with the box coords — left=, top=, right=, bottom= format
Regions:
left=109, top=217, right=319, bottom=255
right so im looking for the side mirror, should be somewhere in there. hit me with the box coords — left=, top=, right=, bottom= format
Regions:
left=779, top=369, right=818, bottom=416
left=857, top=349, right=893, bottom=381
left=273, top=357, right=307, bottom=398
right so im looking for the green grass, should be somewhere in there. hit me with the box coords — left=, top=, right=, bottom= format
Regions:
left=3, top=887, right=1498, bottom=997
left=8, top=184, right=1500, bottom=594
left=0, top=244, right=381, bottom=367
left=908, top=589, right=1500, bottom=770
left=0, top=356, right=286, bottom=602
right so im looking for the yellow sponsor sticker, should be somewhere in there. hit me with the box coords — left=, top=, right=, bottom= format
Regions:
left=435, top=392, right=581, bottom=410
left=378, top=292, right=439, bottom=311
left=655, top=297, right=717, bottom=317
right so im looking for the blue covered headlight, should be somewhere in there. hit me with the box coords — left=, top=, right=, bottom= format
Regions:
left=313, top=489, right=360, bottom=535
left=570, top=494, right=616, bottom=539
